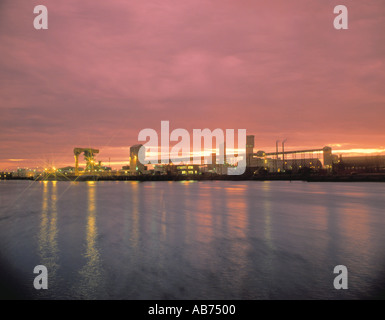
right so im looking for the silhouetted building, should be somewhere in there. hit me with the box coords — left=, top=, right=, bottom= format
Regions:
left=175, top=164, right=200, bottom=175
left=336, top=155, right=385, bottom=173
left=130, top=144, right=145, bottom=175
left=246, top=135, right=255, bottom=166
left=0, top=172, right=12, bottom=179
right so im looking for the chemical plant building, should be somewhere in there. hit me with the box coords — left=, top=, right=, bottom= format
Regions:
left=23, top=139, right=383, bottom=178
left=127, top=136, right=341, bottom=176
left=335, top=155, right=385, bottom=173
left=243, top=139, right=385, bottom=174
left=4, top=138, right=383, bottom=179
left=129, top=144, right=145, bottom=175
left=68, top=140, right=347, bottom=177
left=127, top=136, right=385, bottom=176
left=248, top=144, right=335, bottom=173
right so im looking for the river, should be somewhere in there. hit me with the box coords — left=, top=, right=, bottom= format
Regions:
left=0, top=180, right=384, bottom=299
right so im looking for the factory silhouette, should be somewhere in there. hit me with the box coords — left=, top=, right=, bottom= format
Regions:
left=2, top=135, right=385, bottom=182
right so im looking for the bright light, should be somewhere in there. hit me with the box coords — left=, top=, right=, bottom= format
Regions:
left=334, top=148, right=385, bottom=155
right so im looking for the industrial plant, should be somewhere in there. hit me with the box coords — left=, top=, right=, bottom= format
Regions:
left=2, top=135, right=385, bottom=181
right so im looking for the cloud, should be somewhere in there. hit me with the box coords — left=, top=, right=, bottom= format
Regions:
left=1, top=0, right=385, bottom=168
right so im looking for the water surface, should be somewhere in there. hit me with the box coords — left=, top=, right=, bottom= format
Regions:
left=0, top=180, right=384, bottom=299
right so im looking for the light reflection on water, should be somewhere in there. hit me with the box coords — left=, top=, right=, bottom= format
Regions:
left=38, top=181, right=59, bottom=287
left=75, top=181, right=103, bottom=299
left=0, top=180, right=385, bottom=299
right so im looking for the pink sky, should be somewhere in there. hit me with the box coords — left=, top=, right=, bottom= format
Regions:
left=1, top=0, right=385, bottom=169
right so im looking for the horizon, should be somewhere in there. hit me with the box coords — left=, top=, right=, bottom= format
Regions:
left=3, top=143, right=385, bottom=171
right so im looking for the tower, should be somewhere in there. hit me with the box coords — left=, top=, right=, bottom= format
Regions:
left=246, top=135, right=255, bottom=166
left=323, top=146, right=333, bottom=169
left=130, top=144, right=144, bottom=175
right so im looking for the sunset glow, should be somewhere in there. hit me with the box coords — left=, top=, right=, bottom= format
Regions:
left=1, top=1, right=385, bottom=170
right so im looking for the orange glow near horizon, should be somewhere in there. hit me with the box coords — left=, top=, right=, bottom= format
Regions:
left=332, top=148, right=385, bottom=156
left=1, top=146, right=385, bottom=171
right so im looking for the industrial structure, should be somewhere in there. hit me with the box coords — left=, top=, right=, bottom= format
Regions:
left=2, top=138, right=385, bottom=180
left=335, top=155, right=385, bottom=173
left=74, top=147, right=100, bottom=175
left=58, top=138, right=385, bottom=178
left=126, top=135, right=339, bottom=176
left=252, top=147, right=335, bottom=173
left=129, top=144, right=146, bottom=175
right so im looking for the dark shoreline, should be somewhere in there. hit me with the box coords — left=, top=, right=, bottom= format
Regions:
left=2, top=173, right=385, bottom=182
